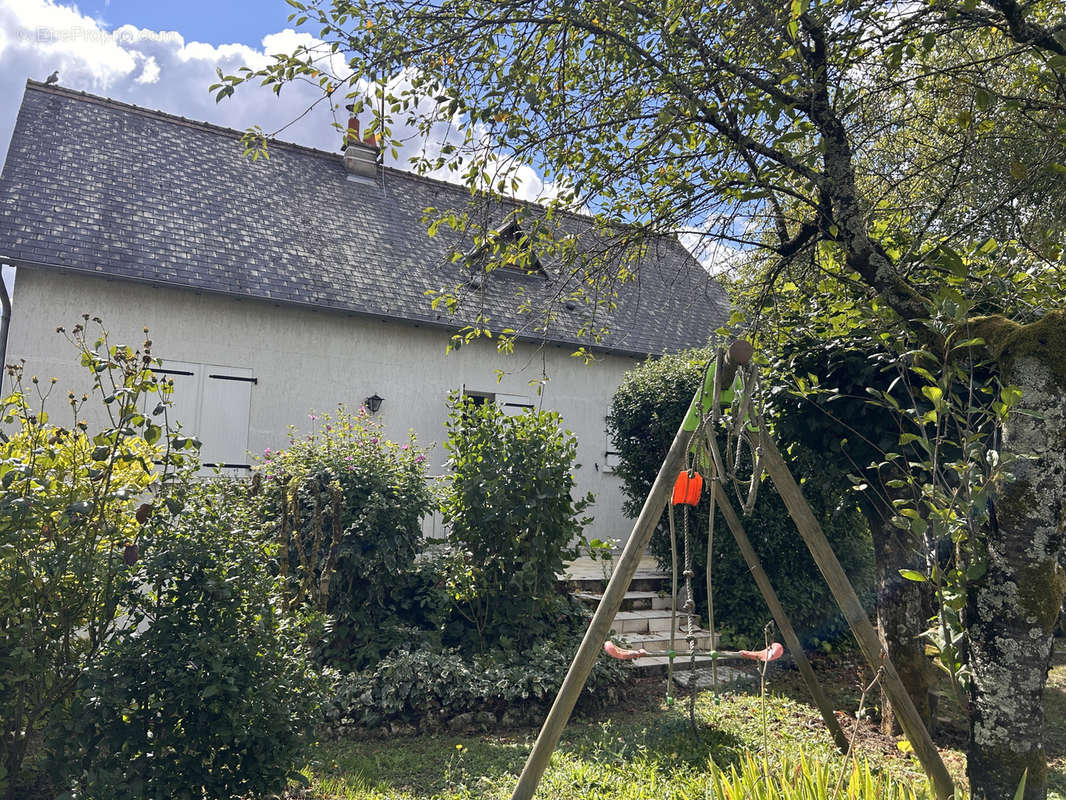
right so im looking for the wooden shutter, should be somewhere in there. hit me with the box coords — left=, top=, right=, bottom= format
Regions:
left=154, top=359, right=203, bottom=436
left=496, top=393, right=534, bottom=416
left=199, top=366, right=255, bottom=470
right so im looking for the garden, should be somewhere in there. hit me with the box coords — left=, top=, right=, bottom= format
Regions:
left=3, top=317, right=1064, bottom=800
left=0, top=320, right=624, bottom=800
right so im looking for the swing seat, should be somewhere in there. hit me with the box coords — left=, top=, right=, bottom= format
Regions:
left=672, top=470, right=703, bottom=506
left=603, top=640, right=648, bottom=660
left=737, top=642, right=784, bottom=662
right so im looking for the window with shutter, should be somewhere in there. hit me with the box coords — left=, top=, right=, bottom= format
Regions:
left=495, top=392, right=535, bottom=416
left=156, top=359, right=255, bottom=475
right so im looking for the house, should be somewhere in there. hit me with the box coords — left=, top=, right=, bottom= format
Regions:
left=0, top=80, right=729, bottom=542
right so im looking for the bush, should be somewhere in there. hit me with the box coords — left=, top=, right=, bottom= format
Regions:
left=52, top=487, right=322, bottom=800
left=0, top=322, right=195, bottom=797
left=324, top=632, right=629, bottom=730
left=256, top=407, right=438, bottom=669
left=439, top=396, right=593, bottom=651
left=607, top=349, right=873, bottom=647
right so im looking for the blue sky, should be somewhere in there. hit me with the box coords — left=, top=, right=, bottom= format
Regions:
left=0, top=0, right=353, bottom=165
left=0, top=0, right=555, bottom=202
left=81, top=0, right=289, bottom=46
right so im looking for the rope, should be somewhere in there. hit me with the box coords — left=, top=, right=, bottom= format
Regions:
left=667, top=502, right=679, bottom=705
left=664, top=353, right=771, bottom=723
left=683, top=497, right=697, bottom=729
left=679, top=356, right=718, bottom=727
left=702, top=353, right=724, bottom=702
left=705, top=448, right=719, bottom=701
left=714, top=361, right=765, bottom=517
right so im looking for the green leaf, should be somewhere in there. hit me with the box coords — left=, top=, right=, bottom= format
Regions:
left=921, top=385, right=943, bottom=406
left=965, top=561, right=987, bottom=581
left=899, top=569, right=927, bottom=582
left=1014, top=769, right=1028, bottom=800
left=1000, top=385, right=1023, bottom=407
left=787, top=0, right=803, bottom=39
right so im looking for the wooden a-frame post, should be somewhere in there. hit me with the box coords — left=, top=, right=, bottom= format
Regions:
left=508, top=340, right=754, bottom=800
left=757, top=431, right=955, bottom=799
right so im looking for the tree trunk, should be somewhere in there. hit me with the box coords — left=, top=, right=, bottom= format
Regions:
left=967, top=313, right=1066, bottom=800
left=867, top=509, right=937, bottom=736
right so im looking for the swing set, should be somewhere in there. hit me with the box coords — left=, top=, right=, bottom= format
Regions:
left=509, top=340, right=956, bottom=800
left=604, top=363, right=786, bottom=707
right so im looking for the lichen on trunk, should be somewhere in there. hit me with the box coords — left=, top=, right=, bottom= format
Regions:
left=965, top=311, right=1066, bottom=800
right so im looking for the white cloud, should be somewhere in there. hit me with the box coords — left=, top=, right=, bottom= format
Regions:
left=679, top=225, right=748, bottom=276
left=135, top=54, right=159, bottom=84
left=0, top=0, right=557, bottom=206
left=0, top=0, right=360, bottom=163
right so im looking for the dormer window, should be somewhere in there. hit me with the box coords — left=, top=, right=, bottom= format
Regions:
left=465, top=216, right=546, bottom=277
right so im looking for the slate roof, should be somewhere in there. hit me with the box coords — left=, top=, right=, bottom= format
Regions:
left=0, top=81, right=730, bottom=357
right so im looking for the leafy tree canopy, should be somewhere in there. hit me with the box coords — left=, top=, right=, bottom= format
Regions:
left=218, top=2, right=1066, bottom=796
left=217, top=0, right=1066, bottom=347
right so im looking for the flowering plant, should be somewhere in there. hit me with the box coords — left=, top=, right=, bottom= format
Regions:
left=254, top=407, right=436, bottom=668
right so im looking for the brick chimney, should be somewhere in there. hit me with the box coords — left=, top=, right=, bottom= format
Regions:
left=342, top=111, right=380, bottom=180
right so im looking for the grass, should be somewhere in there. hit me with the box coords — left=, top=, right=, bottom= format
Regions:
left=296, top=646, right=1066, bottom=799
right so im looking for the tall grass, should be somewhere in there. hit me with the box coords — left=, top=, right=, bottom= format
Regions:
left=707, top=753, right=932, bottom=800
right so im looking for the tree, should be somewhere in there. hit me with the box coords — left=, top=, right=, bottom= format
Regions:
left=218, top=1, right=1066, bottom=795
left=439, top=396, right=591, bottom=652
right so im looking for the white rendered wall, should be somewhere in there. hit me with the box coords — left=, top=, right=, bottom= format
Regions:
left=7, top=269, right=644, bottom=544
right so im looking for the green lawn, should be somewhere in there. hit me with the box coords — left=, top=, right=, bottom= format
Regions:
left=297, top=647, right=1066, bottom=799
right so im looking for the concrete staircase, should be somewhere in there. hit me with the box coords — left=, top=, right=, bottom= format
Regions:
left=560, top=555, right=719, bottom=674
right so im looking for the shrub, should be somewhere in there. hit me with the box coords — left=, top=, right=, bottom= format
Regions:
left=324, top=632, right=629, bottom=730
left=0, top=322, right=194, bottom=798
left=53, top=486, right=322, bottom=800
left=439, top=395, right=593, bottom=651
left=607, top=349, right=873, bottom=647
left=256, top=407, right=437, bottom=669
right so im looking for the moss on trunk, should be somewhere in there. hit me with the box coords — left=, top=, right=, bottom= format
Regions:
left=969, top=310, right=1066, bottom=387
left=1016, top=560, right=1066, bottom=633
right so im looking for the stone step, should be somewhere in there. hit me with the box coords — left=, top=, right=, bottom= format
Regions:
left=565, top=574, right=667, bottom=594
left=627, top=654, right=720, bottom=675
left=612, top=609, right=703, bottom=635
left=559, top=555, right=670, bottom=594
left=618, top=629, right=719, bottom=653
left=573, top=590, right=673, bottom=612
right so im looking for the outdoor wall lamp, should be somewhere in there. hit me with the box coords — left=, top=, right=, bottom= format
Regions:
left=364, top=394, right=384, bottom=413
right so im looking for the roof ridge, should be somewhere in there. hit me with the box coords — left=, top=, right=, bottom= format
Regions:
left=24, top=79, right=341, bottom=161
left=1, top=85, right=728, bottom=358
left=20, top=80, right=691, bottom=250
